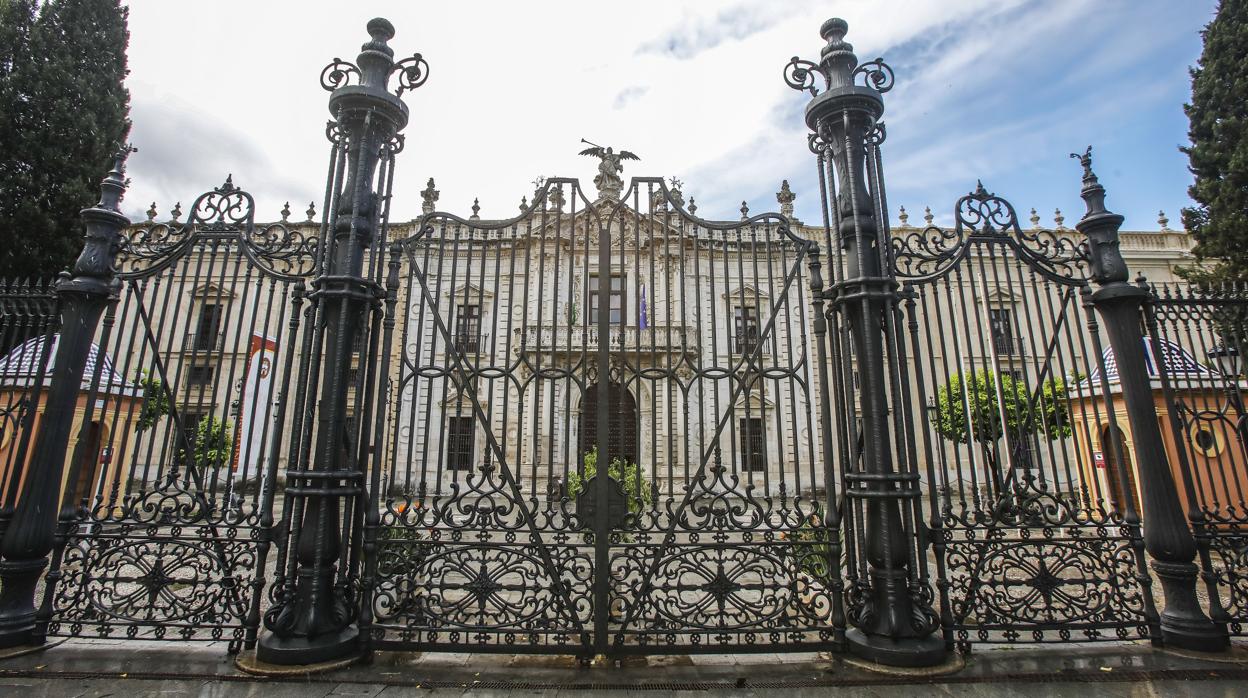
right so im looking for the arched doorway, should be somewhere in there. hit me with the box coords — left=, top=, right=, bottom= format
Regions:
left=578, top=382, right=638, bottom=466
left=1102, top=424, right=1140, bottom=515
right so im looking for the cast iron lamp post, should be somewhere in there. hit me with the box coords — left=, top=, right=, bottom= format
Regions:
left=257, top=17, right=425, bottom=665
left=785, top=18, right=946, bottom=667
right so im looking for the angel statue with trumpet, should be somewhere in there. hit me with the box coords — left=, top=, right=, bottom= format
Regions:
left=580, top=139, right=639, bottom=200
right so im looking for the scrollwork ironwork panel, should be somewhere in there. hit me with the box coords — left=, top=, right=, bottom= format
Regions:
left=40, top=178, right=317, bottom=650
left=1147, top=282, right=1248, bottom=635
left=897, top=186, right=1157, bottom=650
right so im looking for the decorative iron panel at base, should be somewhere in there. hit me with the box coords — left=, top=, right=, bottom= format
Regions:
left=1209, top=528, right=1248, bottom=635
left=49, top=523, right=262, bottom=643
left=607, top=532, right=838, bottom=652
left=943, top=526, right=1151, bottom=648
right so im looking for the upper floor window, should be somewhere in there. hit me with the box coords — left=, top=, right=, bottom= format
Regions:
left=186, top=364, right=215, bottom=387
left=989, top=308, right=1015, bottom=355
left=733, top=306, right=762, bottom=355
left=454, top=304, right=482, bottom=353
left=193, top=303, right=223, bottom=351
left=589, top=274, right=625, bottom=325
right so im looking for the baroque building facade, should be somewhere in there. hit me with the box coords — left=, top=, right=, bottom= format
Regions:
left=51, top=176, right=1197, bottom=512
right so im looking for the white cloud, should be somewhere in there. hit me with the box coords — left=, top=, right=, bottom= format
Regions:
left=117, top=0, right=1209, bottom=230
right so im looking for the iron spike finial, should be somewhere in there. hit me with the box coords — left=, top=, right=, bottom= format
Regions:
left=1071, top=145, right=1113, bottom=219
left=95, top=144, right=135, bottom=212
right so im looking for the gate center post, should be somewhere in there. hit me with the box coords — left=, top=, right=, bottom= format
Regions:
left=257, top=18, right=414, bottom=665
left=788, top=18, right=946, bottom=667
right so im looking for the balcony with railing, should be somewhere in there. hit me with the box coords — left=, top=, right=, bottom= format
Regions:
left=184, top=332, right=225, bottom=353
left=516, top=324, right=700, bottom=356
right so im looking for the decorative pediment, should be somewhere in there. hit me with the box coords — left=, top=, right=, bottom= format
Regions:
left=445, top=282, right=493, bottom=302
left=734, top=392, right=775, bottom=411
left=721, top=284, right=771, bottom=303
left=191, top=283, right=235, bottom=299
left=985, top=288, right=1018, bottom=306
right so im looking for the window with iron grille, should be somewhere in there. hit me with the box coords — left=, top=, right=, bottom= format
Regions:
left=734, top=306, right=761, bottom=355
left=186, top=364, right=214, bottom=387
left=588, top=274, right=625, bottom=325
left=194, top=303, right=222, bottom=351
left=446, top=415, right=474, bottom=472
left=739, top=417, right=766, bottom=472
left=454, top=304, right=481, bottom=353
left=990, top=308, right=1015, bottom=355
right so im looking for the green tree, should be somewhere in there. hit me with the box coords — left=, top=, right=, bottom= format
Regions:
left=1180, top=0, right=1248, bottom=284
left=932, top=370, right=1072, bottom=494
left=0, top=0, right=131, bottom=278
left=188, top=415, right=233, bottom=475
left=134, top=369, right=170, bottom=432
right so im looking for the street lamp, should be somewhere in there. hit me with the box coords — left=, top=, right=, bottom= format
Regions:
left=1207, top=345, right=1241, bottom=379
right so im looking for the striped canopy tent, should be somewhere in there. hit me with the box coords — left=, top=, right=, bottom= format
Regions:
left=1080, top=337, right=1219, bottom=392
left=0, top=335, right=140, bottom=397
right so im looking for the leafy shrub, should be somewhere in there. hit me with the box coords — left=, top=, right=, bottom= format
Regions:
left=565, top=445, right=652, bottom=514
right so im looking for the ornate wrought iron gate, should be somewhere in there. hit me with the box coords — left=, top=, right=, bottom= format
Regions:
left=365, top=178, right=835, bottom=656
left=1145, top=283, right=1248, bottom=635
left=891, top=185, right=1157, bottom=649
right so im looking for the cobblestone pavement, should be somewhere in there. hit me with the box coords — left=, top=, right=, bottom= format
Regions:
left=0, top=639, right=1247, bottom=696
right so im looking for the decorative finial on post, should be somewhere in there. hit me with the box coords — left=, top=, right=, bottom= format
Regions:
left=520, top=195, right=528, bottom=213
left=668, top=176, right=685, bottom=208
left=96, top=144, right=136, bottom=213
left=470, top=197, right=481, bottom=220
left=280, top=201, right=291, bottom=222
left=897, top=205, right=908, bottom=227
left=306, top=201, right=316, bottom=222
left=1158, top=210, right=1171, bottom=231
left=740, top=201, right=750, bottom=220
left=1054, top=208, right=1065, bottom=229
left=1072, top=146, right=1126, bottom=285
left=776, top=180, right=796, bottom=221
left=420, top=177, right=439, bottom=214
left=170, top=202, right=182, bottom=223
left=688, top=197, right=697, bottom=216
left=548, top=186, right=565, bottom=212
left=146, top=202, right=157, bottom=222
left=1030, top=207, right=1040, bottom=229
left=923, top=205, right=933, bottom=227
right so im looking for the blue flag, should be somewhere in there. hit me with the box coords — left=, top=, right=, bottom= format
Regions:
left=639, top=284, right=648, bottom=330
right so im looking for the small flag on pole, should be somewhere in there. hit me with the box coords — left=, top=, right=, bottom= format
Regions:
left=639, top=284, right=648, bottom=330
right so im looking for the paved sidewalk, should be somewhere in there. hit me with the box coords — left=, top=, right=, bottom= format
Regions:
left=0, top=640, right=1246, bottom=696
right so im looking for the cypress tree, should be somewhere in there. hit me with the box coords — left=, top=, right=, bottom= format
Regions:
left=0, top=0, right=131, bottom=279
left=1181, top=0, right=1248, bottom=283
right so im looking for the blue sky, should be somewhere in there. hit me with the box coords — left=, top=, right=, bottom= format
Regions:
left=121, top=0, right=1216, bottom=232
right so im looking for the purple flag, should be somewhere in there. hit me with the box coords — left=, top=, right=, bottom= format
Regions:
left=639, top=284, right=648, bottom=330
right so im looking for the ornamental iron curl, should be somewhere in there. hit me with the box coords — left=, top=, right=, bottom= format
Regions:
left=892, top=182, right=1087, bottom=282
left=853, top=58, right=895, bottom=93
left=391, top=53, right=430, bottom=95
left=320, top=58, right=361, bottom=91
